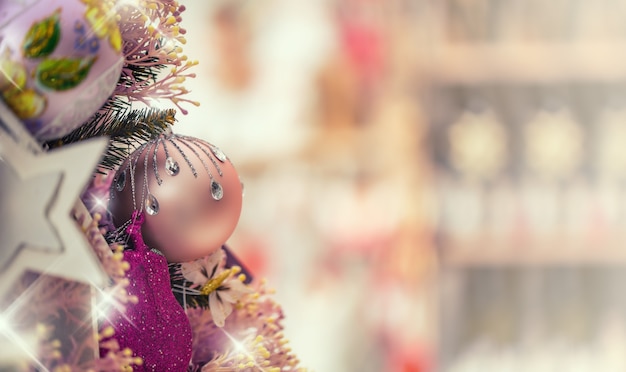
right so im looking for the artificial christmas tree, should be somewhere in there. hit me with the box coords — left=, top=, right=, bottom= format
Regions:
left=0, top=1, right=305, bottom=370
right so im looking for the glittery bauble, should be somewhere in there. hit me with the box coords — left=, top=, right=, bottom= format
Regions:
left=0, top=0, right=123, bottom=140
left=100, top=212, right=192, bottom=371
left=109, top=134, right=244, bottom=263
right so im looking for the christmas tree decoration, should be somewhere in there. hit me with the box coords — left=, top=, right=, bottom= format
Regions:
left=524, top=108, right=583, bottom=180
left=109, top=133, right=243, bottom=263
left=184, top=277, right=306, bottom=371
left=171, top=248, right=253, bottom=327
left=0, top=0, right=124, bottom=141
left=0, top=131, right=108, bottom=300
left=0, top=147, right=61, bottom=270
left=111, top=0, right=198, bottom=114
left=447, top=109, right=508, bottom=180
left=0, top=0, right=307, bottom=370
left=104, top=133, right=244, bottom=369
left=100, top=211, right=193, bottom=371
left=48, top=106, right=177, bottom=172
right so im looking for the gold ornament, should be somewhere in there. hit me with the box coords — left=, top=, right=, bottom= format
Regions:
left=524, top=109, right=583, bottom=180
left=448, top=109, right=508, bottom=180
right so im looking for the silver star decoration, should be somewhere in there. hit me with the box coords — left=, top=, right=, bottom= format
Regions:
left=0, top=156, right=61, bottom=269
left=0, top=132, right=109, bottom=299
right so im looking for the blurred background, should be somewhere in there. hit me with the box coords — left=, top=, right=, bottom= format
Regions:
left=176, top=1, right=626, bottom=371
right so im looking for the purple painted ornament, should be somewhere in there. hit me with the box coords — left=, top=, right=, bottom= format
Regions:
left=0, top=0, right=123, bottom=140
left=101, top=212, right=192, bottom=371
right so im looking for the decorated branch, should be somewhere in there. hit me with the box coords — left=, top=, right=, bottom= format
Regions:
left=0, top=0, right=306, bottom=371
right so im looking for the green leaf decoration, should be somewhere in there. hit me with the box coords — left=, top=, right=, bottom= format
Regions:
left=22, top=9, right=61, bottom=59
left=36, top=56, right=96, bottom=91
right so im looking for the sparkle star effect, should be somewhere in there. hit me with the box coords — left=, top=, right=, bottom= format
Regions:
left=0, top=272, right=57, bottom=369
left=222, top=329, right=265, bottom=371
left=92, top=281, right=136, bottom=329
left=0, top=314, right=43, bottom=370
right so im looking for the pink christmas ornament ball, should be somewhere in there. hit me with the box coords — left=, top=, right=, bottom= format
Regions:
left=109, top=134, right=244, bottom=263
left=0, top=0, right=123, bottom=141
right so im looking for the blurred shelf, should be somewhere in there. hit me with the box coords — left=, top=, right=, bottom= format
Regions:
left=440, top=233, right=626, bottom=267
left=418, top=42, right=626, bottom=83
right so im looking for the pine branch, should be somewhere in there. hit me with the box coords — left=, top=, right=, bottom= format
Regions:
left=169, top=262, right=210, bottom=310
left=46, top=106, right=176, bottom=172
left=118, top=56, right=164, bottom=89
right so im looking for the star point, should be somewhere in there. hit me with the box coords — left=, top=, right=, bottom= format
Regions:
left=0, top=160, right=62, bottom=270
left=0, top=131, right=109, bottom=299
